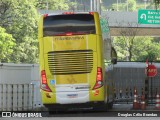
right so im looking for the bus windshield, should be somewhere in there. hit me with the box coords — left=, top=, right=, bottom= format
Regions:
left=43, top=14, right=96, bottom=37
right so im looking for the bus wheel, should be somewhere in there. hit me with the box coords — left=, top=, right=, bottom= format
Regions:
left=47, top=106, right=61, bottom=114
left=93, top=102, right=107, bottom=112
left=49, top=111, right=55, bottom=114
left=48, top=108, right=58, bottom=114
left=107, top=101, right=113, bottom=109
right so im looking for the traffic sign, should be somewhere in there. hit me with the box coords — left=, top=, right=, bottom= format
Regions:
left=138, top=9, right=160, bottom=24
left=145, top=64, right=158, bottom=77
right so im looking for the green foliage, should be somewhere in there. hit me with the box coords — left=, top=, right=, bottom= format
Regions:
left=128, top=0, right=136, bottom=11
left=0, top=0, right=159, bottom=64
left=108, top=0, right=158, bottom=11
left=36, top=0, right=69, bottom=10
left=111, top=3, right=126, bottom=11
left=0, top=0, right=39, bottom=63
left=154, top=0, right=160, bottom=9
left=113, top=36, right=160, bottom=62
left=111, top=0, right=136, bottom=11
left=35, top=0, right=90, bottom=11
left=67, top=1, right=81, bottom=11
left=0, top=27, right=15, bottom=62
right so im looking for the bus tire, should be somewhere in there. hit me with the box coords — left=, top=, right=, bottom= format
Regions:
left=107, top=101, right=113, bottom=109
left=93, top=102, right=107, bottom=112
left=48, top=107, right=58, bottom=114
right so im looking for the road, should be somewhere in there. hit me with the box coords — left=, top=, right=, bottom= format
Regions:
left=41, top=104, right=160, bottom=117
left=1, top=104, right=160, bottom=119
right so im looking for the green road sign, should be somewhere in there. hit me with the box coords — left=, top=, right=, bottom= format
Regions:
left=138, top=9, right=160, bottom=25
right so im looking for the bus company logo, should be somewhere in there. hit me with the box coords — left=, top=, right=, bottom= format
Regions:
left=55, top=36, right=84, bottom=41
left=2, top=112, right=11, bottom=117
left=2, top=112, right=42, bottom=118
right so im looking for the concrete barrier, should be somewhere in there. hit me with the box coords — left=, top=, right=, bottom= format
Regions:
left=0, top=63, right=42, bottom=111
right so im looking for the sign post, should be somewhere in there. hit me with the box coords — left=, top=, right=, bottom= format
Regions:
left=138, top=9, right=160, bottom=24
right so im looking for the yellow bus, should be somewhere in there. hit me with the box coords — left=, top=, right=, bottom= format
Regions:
left=38, top=12, right=115, bottom=112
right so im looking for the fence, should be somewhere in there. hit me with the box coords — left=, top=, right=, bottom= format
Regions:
left=0, top=63, right=42, bottom=111
left=0, top=84, right=34, bottom=111
left=106, top=62, right=160, bottom=104
left=1, top=62, right=160, bottom=111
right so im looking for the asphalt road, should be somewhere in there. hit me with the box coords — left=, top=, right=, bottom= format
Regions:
left=41, top=104, right=160, bottom=117
left=1, top=104, right=160, bottom=119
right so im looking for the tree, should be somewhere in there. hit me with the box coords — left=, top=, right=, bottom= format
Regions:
left=110, top=0, right=136, bottom=11
left=0, top=0, right=39, bottom=63
left=145, top=41, right=160, bottom=62
left=127, top=0, right=136, bottom=11
left=113, top=36, right=160, bottom=61
left=0, top=27, right=15, bottom=62
left=113, top=22, right=140, bottom=61
left=154, top=0, right=160, bottom=9
left=67, top=1, right=77, bottom=11
left=36, top=0, right=69, bottom=10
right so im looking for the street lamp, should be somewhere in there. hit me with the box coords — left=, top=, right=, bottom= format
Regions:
left=90, top=0, right=93, bottom=11
left=91, top=0, right=102, bottom=14
left=46, top=0, right=48, bottom=10
left=117, top=0, right=119, bottom=11
left=126, top=0, right=128, bottom=11
left=143, top=0, right=147, bottom=9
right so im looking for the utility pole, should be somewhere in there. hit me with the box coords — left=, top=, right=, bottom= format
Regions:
left=94, top=0, right=101, bottom=14
left=97, top=0, right=100, bottom=13
left=126, top=0, right=128, bottom=11
left=74, top=0, right=77, bottom=11
left=94, top=0, right=96, bottom=11
left=90, top=0, right=93, bottom=11
left=46, top=0, right=48, bottom=10
left=144, top=0, right=147, bottom=9
left=92, top=0, right=101, bottom=14
left=99, top=0, right=102, bottom=15
left=117, top=0, right=119, bottom=11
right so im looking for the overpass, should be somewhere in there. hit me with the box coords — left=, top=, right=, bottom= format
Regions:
left=103, top=11, right=160, bottom=36
left=38, top=10, right=160, bottom=36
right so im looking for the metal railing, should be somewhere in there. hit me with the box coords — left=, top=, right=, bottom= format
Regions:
left=0, top=84, right=35, bottom=111
left=106, top=62, right=160, bottom=104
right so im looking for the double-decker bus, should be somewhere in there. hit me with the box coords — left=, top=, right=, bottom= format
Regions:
left=38, top=12, right=115, bottom=112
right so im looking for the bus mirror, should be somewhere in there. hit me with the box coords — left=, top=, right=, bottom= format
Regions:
left=111, top=58, right=117, bottom=64
left=111, top=47, right=117, bottom=64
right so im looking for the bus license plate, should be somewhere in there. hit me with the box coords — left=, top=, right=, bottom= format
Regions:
left=67, top=94, right=78, bottom=98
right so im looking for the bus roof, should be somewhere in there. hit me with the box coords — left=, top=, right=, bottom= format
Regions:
left=43, top=12, right=97, bottom=17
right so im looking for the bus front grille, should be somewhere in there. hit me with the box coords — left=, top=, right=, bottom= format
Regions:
left=48, top=50, right=93, bottom=75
